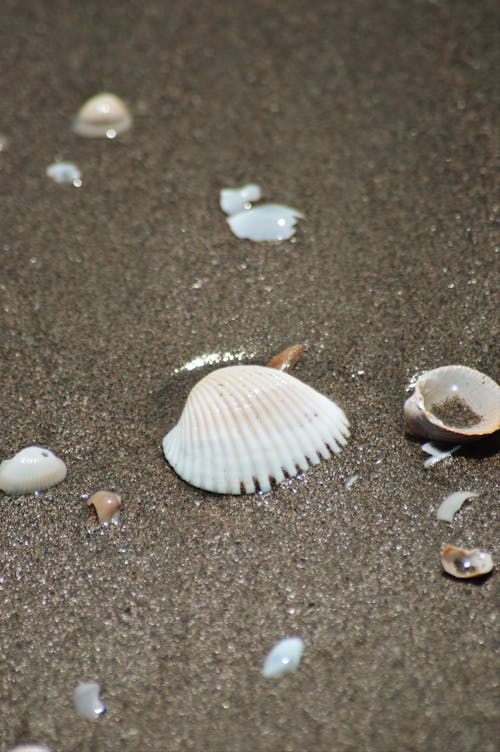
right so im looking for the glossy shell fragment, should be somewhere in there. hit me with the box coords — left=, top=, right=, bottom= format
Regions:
left=72, top=92, right=132, bottom=138
left=0, top=446, right=67, bottom=496
left=404, top=365, right=500, bottom=442
left=436, top=490, right=479, bottom=522
left=46, top=161, right=82, bottom=186
left=163, top=365, right=349, bottom=495
left=262, top=637, right=304, bottom=678
left=440, top=544, right=494, bottom=579
left=227, top=204, right=304, bottom=241
left=220, top=183, right=262, bottom=215
left=87, top=490, right=122, bottom=524
left=73, top=681, right=106, bottom=720
left=266, top=344, right=305, bottom=371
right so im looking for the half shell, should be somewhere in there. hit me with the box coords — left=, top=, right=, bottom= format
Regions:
left=440, top=544, right=494, bottom=578
left=162, top=365, right=349, bottom=494
left=0, top=446, right=67, bottom=496
left=404, top=365, right=499, bottom=442
left=72, top=92, right=132, bottom=138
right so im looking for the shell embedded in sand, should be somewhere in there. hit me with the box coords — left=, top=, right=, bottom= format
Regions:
left=72, top=92, right=132, bottom=138
left=227, top=204, right=304, bottom=241
left=0, top=446, right=67, bottom=496
left=440, top=544, right=494, bottom=579
left=87, top=490, right=122, bottom=524
left=162, top=365, right=350, bottom=494
left=404, top=365, right=500, bottom=442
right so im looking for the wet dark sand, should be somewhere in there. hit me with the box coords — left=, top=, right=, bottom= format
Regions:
left=0, top=1, right=498, bottom=750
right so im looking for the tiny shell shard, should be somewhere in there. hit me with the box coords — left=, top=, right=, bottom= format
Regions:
left=0, top=446, right=67, bottom=496
left=262, top=637, right=304, bottom=678
left=73, top=681, right=106, bottom=720
left=436, top=490, right=479, bottom=522
left=227, top=204, right=304, bottom=241
left=220, top=183, right=262, bottom=215
left=46, top=161, right=82, bottom=186
left=162, top=364, right=349, bottom=495
left=440, top=544, right=494, bottom=579
left=266, top=344, right=305, bottom=372
left=87, top=490, right=122, bottom=524
left=72, top=92, right=132, bottom=138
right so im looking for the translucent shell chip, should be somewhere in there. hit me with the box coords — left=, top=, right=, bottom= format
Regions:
left=0, top=446, right=67, bottom=496
left=162, top=365, right=350, bottom=494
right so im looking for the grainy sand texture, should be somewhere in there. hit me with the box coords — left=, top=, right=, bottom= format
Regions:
left=0, top=1, right=498, bottom=750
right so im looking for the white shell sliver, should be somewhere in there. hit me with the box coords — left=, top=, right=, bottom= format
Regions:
left=262, top=637, right=304, bottom=678
left=220, top=183, right=262, bottom=215
left=0, top=446, right=67, bottom=496
left=227, top=204, right=304, bottom=241
left=163, top=365, right=349, bottom=494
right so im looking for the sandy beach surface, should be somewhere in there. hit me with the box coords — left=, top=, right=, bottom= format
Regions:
left=0, top=1, right=498, bottom=750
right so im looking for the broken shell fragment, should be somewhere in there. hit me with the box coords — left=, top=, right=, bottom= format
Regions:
left=440, top=544, right=494, bottom=579
left=220, top=183, right=262, bottom=215
left=266, top=344, right=305, bottom=372
left=162, top=364, right=349, bottom=495
left=262, top=637, right=304, bottom=678
left=436, top=490, right=479, bottom=522
left=227, top=204, right=304, bottom=241
left=404, top=365, right=500, bottom=442
left=73, top=681, right=106, bottom=720
left=72, top=92, right=132, bottom=138
left=0, top=446, right=67, bottom=496
left=46, top=161, right=82, bottom=186
left=87, top=490, right=122, bottom=524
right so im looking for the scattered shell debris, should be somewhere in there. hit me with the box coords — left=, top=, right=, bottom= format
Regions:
left=163, top=365, right=349, bottom=494
left=87, top=490, right=122, bottom=525
left=46, top=161, right=82, bottom=187
left=219, top=183, right=262, bottom=215
left=421, top=441, right=461, bottom=469
left=437, top=490, right=480, bottom=522
left=266, top=344, right=304, bottom=371
left=0, top=446, right=67, bottom=496
left=344, top=474, right=359, bottom=489
left=440, top=544, right=494, bottom=579
left=262, top=637, right=304, bottom=678
left=73, top=681, right=106, bottom=720
left=172, top=349, right=252, bottom=374
left=227, top=204, right=304, bottom=241
left=72, top=92, right=132, bottom=138
left=404, top=365, right=500, bottom=442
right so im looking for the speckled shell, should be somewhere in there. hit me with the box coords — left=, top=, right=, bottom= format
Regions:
left=404, top=365, right=500, bottom=442
left=162, top=365, right=349, bottom=494
left=0, top=446, right=67, bottom=496
left=72, top=92, right=132, bottom=138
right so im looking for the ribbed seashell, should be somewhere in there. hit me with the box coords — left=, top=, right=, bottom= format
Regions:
left=440, top=544, right=494, bottom=579
left=72, top=92, right=132, bottom=138
left=404, top=365, right=500, bottom=442
left=162, top=365, right=349, bottom=494
left=0, top=446, right=67, bottom=496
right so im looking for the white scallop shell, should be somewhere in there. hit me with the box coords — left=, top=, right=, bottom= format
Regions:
left=162, top=365, right=350, bottom=494
left=404, top=365, right=500, bottom=442
left=0, top=446, right=67, bottom=496
left=227, top=204, right=304, bottom=241
left=220, top=183, right=262, bottom=215
left=72, top=92, right=132, bottom=138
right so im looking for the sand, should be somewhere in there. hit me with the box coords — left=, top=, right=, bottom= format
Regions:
left=0, top=1, right=498, bottom=750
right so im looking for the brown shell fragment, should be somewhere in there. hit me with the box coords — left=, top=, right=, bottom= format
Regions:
left=440, top=544, right=494, bottom=579
left=266, top=344, right=305, bottom=372
left=87, top=490, right=122, bottom=524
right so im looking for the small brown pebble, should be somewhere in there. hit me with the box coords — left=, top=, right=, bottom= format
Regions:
left=266, top=344, right=305, bottom=371
left=87, top=490, right=121, bottom=523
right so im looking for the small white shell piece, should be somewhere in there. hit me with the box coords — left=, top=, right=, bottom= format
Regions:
left=0, top=446, right=67, bottom=496
left=72, top=92, right=132, bottom=138
left=227, top=204, right=304, bottom=241
left=163, top=365, right=349, bottom=494
left=46, top=161, right=82, bottom=187
left=220, top=183, right=262, bottom=215
left=73, top=681, right=106, bottom=720
left=262, top=637, right=304, bottom=678
left=421, top=441, right=461, bottom=468
left=436, top=490, right=479, bottom=522
left=440, top=545, right=494, bottom=578
left=404, top=365, right=500, bottom=442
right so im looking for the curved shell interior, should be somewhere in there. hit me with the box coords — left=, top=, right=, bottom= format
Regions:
left=72, top=93, right=132, bottom=137
left=413, top=365, right=500, bottom=435
left=440, top=544, right=494, bottom=578
left=0, top=446, right=67, bottom=496
left=163, top=365, right=349, bottom=495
